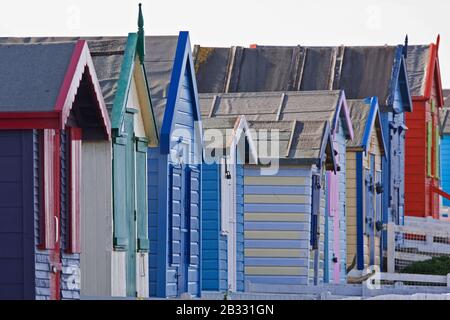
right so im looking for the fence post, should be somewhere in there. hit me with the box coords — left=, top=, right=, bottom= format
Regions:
left=387, top=223, right=395, bottom=273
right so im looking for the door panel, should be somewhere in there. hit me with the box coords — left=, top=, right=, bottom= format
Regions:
left=124, top=113, right=136, bottom=297
left=177, top=165, right=189, bottom=295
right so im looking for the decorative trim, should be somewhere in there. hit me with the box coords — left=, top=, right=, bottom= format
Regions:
left=111, top=33, right=138, bottom=130
left=356, top=152, right=364, bottom=270
left=160, top=32, right=203, bottom=154
left=56, top=40, right=111, bottom=140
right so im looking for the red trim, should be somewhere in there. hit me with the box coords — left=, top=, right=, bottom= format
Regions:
left=249, top=44, right=257, bottom=48
left=0, top=112, right=60, bottom=129
left=434, top=56, right=444, bottom=107
left=56, top=40, right=111, bottom=140
left=55, top=41, right=85, bottom=113
left=431, top=186, right=450, bottom=202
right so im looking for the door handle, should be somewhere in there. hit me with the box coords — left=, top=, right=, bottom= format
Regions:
left=54, top=216, right=59, bottom=243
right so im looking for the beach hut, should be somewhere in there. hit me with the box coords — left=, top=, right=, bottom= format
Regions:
left=145, top=33, right=203, bottom=298
left=201, top=115, right=257, bottom=292
left=346, top=98, right=387, bottom=271
left=0, top=41, right=110, bottom=299
left=245, top=120, right=336, bottom=288
left=198, top=90, right=353, bottom=284
left=0, top=6, right=159, bottom=299
left=404, top=40, right=445, bottom=219
left=194, top=43, right=412, bottom=266
left=198, top=91, right=348, bottom=287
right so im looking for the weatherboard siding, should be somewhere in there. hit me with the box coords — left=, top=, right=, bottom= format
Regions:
left=244, top=165, right=324, bottom=286
left=80, top=141, right=113, bottom=297
left=60, top=131, right=81, bottom=300
left=147, top=147, right=163, bottom=297
left=29, top=130, right=51, bottom=300
left=201, top=163, right=223, bottom=291
left=346, top=152, right=358, bottom=269
left=236, top=164, right=245, bottom=292
left=149, top=65, right=201, bottom=298
left=326, top=121, right=347, bottom=284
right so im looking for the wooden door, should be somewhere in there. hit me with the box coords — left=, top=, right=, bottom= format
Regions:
left=365, top=155, right=376, bottom=266
left=124, top=113, right=137, bottom=297
left=177, top=165, right=189, bottom=295
left=327, top=170, right=340, bottom=283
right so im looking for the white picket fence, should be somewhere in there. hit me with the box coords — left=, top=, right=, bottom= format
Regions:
left=386, top=217, right=450, bottom=273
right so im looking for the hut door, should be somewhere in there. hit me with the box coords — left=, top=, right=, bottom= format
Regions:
left=221, top=157, right=237, bottom=291
left=41, top=130, right=62, bottom=300
left=365, top=155, right=376, bottom=266
left=327, top=170, right=340, bottom=283
left=177, top=165, right=190, bottom=296
left=124, top=112, right=137, bottom=297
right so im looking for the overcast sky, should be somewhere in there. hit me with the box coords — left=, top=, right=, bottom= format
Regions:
left=1, top=0, right=450, bottom=86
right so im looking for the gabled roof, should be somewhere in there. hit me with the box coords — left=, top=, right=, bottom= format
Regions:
left=0, top=34, right=159, bottom=145
left=202, top=115, right=257, bottom=162
left=194, top=44, right=412, bottom=112
left=146, top=32, right=203, bottom=154
left=0, top=40, right=110, bottom=139
left=346, top=97, right=387, bottom=157
left=406, top=42, right=444, bottom=106
left=198, top=90, right=353, bottom=140
left=248, top=120, right=336, bottom=171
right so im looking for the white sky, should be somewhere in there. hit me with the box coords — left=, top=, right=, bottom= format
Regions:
left=1, top=0, right=450, bottom=86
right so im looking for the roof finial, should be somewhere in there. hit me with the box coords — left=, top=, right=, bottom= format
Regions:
left=403, top=34, right=408, bottom=58
left=137, top=3, right=145, bottom=63
left=436, top=34, right=441, bottom=51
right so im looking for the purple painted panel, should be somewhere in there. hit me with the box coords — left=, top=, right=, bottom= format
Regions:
left=327, top=164, right=340, bottom=283
left=0, top=130, right=35, bottom=299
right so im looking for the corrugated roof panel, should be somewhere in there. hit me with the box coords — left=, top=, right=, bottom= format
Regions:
left=346, top=100, right=371, bottom=148
left=406, top=45, right=430, bottom=97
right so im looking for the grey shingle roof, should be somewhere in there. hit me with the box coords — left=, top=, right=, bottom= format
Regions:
left=405, top=45, right=430, bottom=97
left=194, top=45, right=399, bottom=108
left=0, top=36, right=178, bottom=129
left=0, top=42, right=76, bottom=112
left=199, top=90, right=342, bottom=124
left=346, top=100, right=371, bottom=148
left=144, top=36, right=179, bottom=131
left=0, top=37, right=127, bottom=116
left=202, top=116, right=242, bottom=150
left=248, top=120, right=329, bottom=160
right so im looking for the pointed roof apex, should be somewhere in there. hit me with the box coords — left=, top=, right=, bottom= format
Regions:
left=436, top=34, right=441, bottom=51
left=137, top=3, right=145, bottom=62
left=138, top=3, right=144, bottom=30
left=403, top=34, right=408, bottom=58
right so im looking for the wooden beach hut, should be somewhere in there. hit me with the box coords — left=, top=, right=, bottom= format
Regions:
left=201, top=115, right=257, bottom=292
left=0, top=41, right=110, bottom=299
left=198, top=90, right=349, bottom=287
left=145, top=33, right=203, bottom=298
left=404, top=39, right=445, bottom=219
left=346, top=97, right=387, bottom=271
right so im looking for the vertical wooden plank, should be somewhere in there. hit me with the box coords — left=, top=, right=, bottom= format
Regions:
left=387, top=223, right=395, bottom=273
